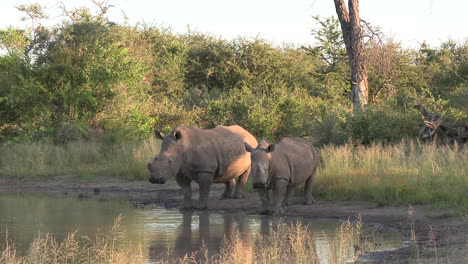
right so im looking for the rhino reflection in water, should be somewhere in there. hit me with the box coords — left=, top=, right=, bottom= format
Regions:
left=148, top=125, right=258, bottom=209
left=148, top=211, right=254, bottom=261
left=245, top=138, right=319, bottom=215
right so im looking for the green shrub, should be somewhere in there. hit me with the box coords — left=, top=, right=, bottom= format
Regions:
left=0, top=5, right=466, bottom=146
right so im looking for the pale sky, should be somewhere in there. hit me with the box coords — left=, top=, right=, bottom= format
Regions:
left=1, top=0, right=467, bottom=48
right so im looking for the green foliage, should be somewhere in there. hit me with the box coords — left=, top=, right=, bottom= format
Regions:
left=202, top=86, right=326, bottom=140
left=1, top=12, right=148, bottom=142
left=415, top=40, right=468, bottom=112
left=0, top=8, right=466, bottom=147
left=303, top=16, right=350, bottom=101
left=184, top=33, right=237, bottom=92
left=145, top=27, right=188, bottom=95
left=0, top=54, right=29, bottom=122
left=417, top=41, right=468, bottom=93
left=330, top=104, right=421, bottom=144
left=307, top=16, right=347, bottom=72
left=0, top=7, right=466, bottom=209
left=0, top=28, right=30, bottom=54
left=366, top=40, right=424, bottom=103
left=36, top=20, right=145, bottom=120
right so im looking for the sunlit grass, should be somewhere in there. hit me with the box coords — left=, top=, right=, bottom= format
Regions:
left=315, top=140, right=468, bottom=207
left=1, top=217, right=369, bottom=264
left=0, top=215, right=144, bottom=264
left=0, top=138, right=466, bottom=207
left=151, top=216, right=383, bottom=264
left=0, top=138, right=160, bottom=180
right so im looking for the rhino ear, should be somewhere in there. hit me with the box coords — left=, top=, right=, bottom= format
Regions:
left=155, top=130, right=164, bottom=140
left=266, top=144, right=275, bottom=153
left=245, top=142, right=255, bottom=153
left=174, top=131, right=182, bottom=140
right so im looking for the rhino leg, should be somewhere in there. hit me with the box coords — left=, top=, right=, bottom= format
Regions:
left=198, top=212, right=210, bottom=243
left=304, top=175, right=315, bottom=205
left=271, top=179, right=288, bottom=215
left=256, top=187, right=270, bottom=214
left=196, top=172, right=212, bottom=210
left=233, top=167, right=250, bottom=199
left=176, top=173, right=193, bottom=210
left=283, top=186, right=295, bottom=206
left=221, top=179, right=236, bottom=199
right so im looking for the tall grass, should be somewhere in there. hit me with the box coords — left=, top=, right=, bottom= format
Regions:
left=0, top=138, right=160, bottom=180
left=1, top=139, right=466, bottom=207
left=315, top=140, right=468, bottom=207
left=5, top=217, right=362, bottom=264
left=1, top=215, right=144, bottom=264
left=195, top=218, right=373, bottom=263
left=150, top=218, right=375, bottom=264
left=2, top=219, right=362, bottom=264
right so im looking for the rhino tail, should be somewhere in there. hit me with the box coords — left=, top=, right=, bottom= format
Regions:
left=312, top=146, right=324, bottom=170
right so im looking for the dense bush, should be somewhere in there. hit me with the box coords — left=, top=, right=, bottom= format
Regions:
left=0, top=5, right=466, bottom=145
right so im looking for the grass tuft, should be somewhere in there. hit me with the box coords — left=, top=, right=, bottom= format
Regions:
left=0, top=139, right=466, bottom=207
left=0, top=138, right=160, bottom=180
left=315, top=140, right=468, bottom=207
left=107, top=218, right=367, bottom=264
left=0, top=215, right=143, bottom=264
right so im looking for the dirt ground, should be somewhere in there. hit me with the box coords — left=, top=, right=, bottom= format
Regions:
left=1, top=175, right=466, bottom=263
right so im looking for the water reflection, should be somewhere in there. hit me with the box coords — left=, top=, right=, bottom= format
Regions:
left=147, top=210, right=257, bottom=260
left=0, top=192, right=404, bottom=263
left=0, top=192, right=134, bottom=252
left=142, top=209, right=403, bottom=263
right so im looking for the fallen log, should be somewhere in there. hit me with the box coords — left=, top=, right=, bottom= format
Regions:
left=413, top=104, right=467, bottom=144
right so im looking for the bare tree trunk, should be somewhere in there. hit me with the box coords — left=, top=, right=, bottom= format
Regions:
left=333, top=0, right=368, bottom=112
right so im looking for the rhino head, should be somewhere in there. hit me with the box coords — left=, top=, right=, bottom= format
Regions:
left=245, top=140, right=275, bottom=189
left=148, top=129, right=184, bottom=184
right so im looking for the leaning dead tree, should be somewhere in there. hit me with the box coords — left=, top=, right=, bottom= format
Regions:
left=413, top=104, right=468, bottom=145
left=413, top=104, right=443, bottom=141
left=333, top=0, right=368, bottom=112
left=440, top=122, right=468, bottom=145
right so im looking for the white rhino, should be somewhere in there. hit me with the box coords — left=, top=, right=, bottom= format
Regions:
left=148, top=125, right=258, bottom=209
left=245, top=138, right=319, bottom=215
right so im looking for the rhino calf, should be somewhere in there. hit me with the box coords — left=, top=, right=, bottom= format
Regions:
left=245, top=138, right=319, bottom=215
left=148, top=125, right=257, bottom=210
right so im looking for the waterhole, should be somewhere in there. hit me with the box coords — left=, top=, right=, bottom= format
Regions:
left=0, top=192, right=404, bottom=263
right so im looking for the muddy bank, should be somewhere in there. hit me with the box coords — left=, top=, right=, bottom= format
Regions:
left=0, top=175, right=466, bottom=263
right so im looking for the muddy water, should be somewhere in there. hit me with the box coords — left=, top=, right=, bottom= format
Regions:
left=0, top=192, right=403, bottom=262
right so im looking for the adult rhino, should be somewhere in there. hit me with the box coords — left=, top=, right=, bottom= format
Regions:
left=148, top=125, right=258, bottom=209
left=245, top=138, right=319, bottom=215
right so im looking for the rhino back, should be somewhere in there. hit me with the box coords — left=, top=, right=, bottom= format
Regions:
left=222, top=125, right=258, bottom=148
left=270, top=137, right=318, bottom=186
left=177, top=125, right=257, bottom=181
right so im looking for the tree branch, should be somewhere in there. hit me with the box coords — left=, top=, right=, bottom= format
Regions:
left=333, top=0, right=352, bottom=59
left=333, top=0, right=350, bottom=24
left=90, top=0, right=115, bottom=19
left=59, top=1, right=80, bottom=22
left=361, top=19, right=383, bottom=44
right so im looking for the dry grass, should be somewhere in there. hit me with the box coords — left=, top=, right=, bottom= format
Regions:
left=0, top=215, right=144, bottom=264
left=315, top=140, right=468, bottom=207
left=1, top=217, right=372, bottom=264
left=0, top=139, right=466, bottom=207
left=0, top=138, right=160, bottom=180
left=148, top=218, right=370, bottom=264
